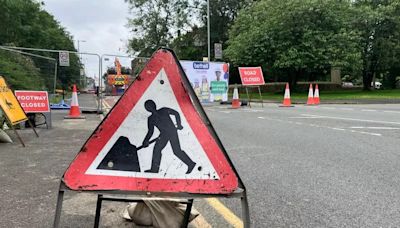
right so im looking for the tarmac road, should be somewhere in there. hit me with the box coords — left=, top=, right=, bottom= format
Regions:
left=3, top=93, right=398, bottom=227
left=204, top=103, right=400, bottom=227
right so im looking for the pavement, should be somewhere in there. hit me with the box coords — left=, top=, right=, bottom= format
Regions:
left=2, top=93, right=400, bottom=227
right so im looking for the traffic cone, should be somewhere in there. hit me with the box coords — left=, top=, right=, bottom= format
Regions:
left=64, top=84, right=86, bottom=119
left=231, top=86, right=240, bottom=109
left=314, top=84, right=320, bottom=105
left=280, top=83, right=294, bottom=107
left=306, top=83, right=315, bottom=105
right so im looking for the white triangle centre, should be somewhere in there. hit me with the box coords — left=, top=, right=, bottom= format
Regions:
left=85, top=69, right=219, bottom=180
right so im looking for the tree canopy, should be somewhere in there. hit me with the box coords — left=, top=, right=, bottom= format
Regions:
left=0, top=0, right=81, bottom=90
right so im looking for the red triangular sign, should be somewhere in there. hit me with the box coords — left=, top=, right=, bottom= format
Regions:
left=63, top=49, right=239, bottom=194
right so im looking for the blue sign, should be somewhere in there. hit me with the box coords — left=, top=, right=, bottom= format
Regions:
left=193, top=62, right=209, bottom=70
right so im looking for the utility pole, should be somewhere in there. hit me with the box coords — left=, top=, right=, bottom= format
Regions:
left=207, top=0, right=211, bottom=61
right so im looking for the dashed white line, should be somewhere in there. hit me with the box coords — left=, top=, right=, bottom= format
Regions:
left=361, top=109, right=377, bottom=112
left=301, top=114, right=400, bottom=125
left=383, top=110, right=400, bottom=114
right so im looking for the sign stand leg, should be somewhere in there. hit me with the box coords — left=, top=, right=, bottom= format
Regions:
left=53, top=187, right=65, bottom=228
left=245, top=87, right=251, bottom=108
left=11, top=124, right=25, bottom=147
left=93, top=194, right=103, bottom=228
left=258, top=86, right=263, bottom=107
left=27, top=119, right=39, bottom=137
left=241, top=192, right=251, bottom=228
left=181, top=199, right=194, bottom=228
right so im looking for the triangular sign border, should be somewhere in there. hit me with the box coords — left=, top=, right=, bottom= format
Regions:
left=63, top=48, right=244, bottom=195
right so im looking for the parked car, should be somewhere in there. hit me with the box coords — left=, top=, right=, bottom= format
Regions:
left=371, top=81, right=382, bottom=89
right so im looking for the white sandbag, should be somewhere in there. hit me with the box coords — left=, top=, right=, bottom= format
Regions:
left=0, top=129, right=12, bottom=143
left=125, top=199, right=199, bottom=228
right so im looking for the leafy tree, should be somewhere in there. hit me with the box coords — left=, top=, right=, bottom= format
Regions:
left=0, top=0, right=82, bottom=90
left=352, top=0, right=400, bottom=90
left=225, top=0, right=360, bottom=88
left=125, top=0, right=192, bottom=56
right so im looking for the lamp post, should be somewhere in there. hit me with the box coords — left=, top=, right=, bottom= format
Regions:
left=207, top=0, right=210, bottom=61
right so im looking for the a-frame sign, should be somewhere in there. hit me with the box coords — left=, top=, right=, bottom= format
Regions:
left=54, top=48, right=250, bottom=227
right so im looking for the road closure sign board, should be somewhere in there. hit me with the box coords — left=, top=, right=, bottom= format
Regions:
left=0, top=76, right=28, bottom=125
left=15, top=91, right=50, bottom=113
left=63, top=48, right=239, bottom=194
left=239, top=67, right=265, bottom=86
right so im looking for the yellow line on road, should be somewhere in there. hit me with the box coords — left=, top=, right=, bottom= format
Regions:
left=206, top=198, right=243, bottom=228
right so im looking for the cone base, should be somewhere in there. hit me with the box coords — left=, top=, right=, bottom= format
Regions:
left=64, top=115, right=86, bottom=119
left=279, top=105, right=295, bottom=107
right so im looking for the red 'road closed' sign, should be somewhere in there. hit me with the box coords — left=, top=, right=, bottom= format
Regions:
left=63, top=48, right=239, bottom=194
left=15, top=91, right=50, bottom=113
left=239, top=67, right=265, bottom=86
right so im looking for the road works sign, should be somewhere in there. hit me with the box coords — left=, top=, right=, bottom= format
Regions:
left=15, top=91, right=50, bottom=113
left=0, top=76, right=28, bottom=125
left=63, top=48, right=239, bottom=194
left=239, top=67, right=265, bottom=86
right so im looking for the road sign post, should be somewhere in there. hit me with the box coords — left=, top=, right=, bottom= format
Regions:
left=53, top=48, right=250, bottom=227
left=0, top=77, right=39, bottom=146
left=239, top=67, right=265, bottom=107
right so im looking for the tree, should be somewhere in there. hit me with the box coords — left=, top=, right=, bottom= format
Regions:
left=125, top=0, right=192, bottom=56
left=225, top=0, right=360, bottom=88
left=352, top=0, right=400, bottom=90
left=0, top=0, right=82, bottom=90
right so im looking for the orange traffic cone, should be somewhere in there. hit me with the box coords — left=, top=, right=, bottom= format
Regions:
left=314, top=84, right=320, bottom=105
left=64, top=84, right=86, bottom=119
left=280, top=83, right=294, bottom=107
left=231, top=86, right=240, bottom=109
left=306, top=83, right=314, bottom=105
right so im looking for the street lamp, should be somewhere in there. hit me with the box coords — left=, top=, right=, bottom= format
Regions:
left=207, top=0, right=210, bottom=61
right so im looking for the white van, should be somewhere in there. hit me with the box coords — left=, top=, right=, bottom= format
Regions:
left=371, top=81, right=382, bottom=89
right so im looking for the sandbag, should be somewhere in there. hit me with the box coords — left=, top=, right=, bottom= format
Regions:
left=0, top=129, right=12, bottom=143
left=124, top=199, right=199, bottom=228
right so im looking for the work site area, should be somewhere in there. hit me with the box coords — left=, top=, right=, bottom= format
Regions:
left=1, top=0, right=400, bottom=228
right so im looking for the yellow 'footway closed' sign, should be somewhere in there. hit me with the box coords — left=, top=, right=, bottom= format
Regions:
left=0, top=76, right=28, bottom=125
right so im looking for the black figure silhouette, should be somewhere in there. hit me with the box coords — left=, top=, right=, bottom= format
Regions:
left=142, top=100, right=196, bottom=174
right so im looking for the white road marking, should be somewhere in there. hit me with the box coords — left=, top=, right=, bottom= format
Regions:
left=350, top=130, right=382, bottom=136
left=340, top=108, right=354, bottom=111
left=383, top=110, right=400, bottom=114
left=321, top=107, right=336, bottom=110
left=257, top=116, right=383, bottom=137
left=350, top=126, right=400, bottom=130
left=361, top=109, right=377, bottom=112
left=301, top=114, right=400, bottom=125
left=330, top=127, right=345, bottom=131
left=289, top=116, right=321, bottom=119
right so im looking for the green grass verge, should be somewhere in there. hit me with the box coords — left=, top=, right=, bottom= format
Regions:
left=237, top=89, right=400, bottom=102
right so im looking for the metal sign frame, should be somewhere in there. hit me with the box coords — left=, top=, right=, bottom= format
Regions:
left=0, top=77, right=39, bottom=146
left=52, top=48, right=250, bottom=227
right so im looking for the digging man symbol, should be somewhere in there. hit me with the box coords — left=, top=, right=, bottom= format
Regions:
left=142, top=99, right=196, bottom=174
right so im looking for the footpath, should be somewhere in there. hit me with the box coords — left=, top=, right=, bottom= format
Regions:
left=0, top=94, right=211, bottom=228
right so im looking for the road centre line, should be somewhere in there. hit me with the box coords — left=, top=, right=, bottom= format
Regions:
left=301, top=114, right=400, bottom=125
left=206, top=198, right=243, bottom=228
left=258, top=116, right=382, bottom=137
left=361, top=109, right=377, bottom=112
left=383, top=110, right=400, bottom=114
left=350, top=126, right=400, bottom=130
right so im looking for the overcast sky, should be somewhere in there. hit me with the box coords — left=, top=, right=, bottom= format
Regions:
left=43, top=0, right=133, bottom=80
